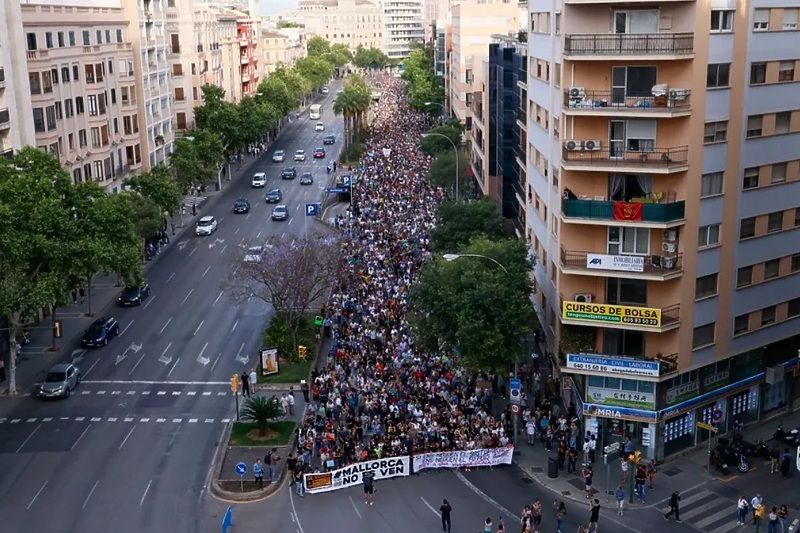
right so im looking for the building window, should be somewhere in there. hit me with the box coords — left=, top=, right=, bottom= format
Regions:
left=796, top=207, right=800, bottom=227
left=772, top=162, right=788, bottom=183
left=775, top=112, right=791, bottom=134
left=707, top=63, right=731, bottom=88
left=32, top=108, right=45, bottom=132
left=692, top=323, right=716, bottom=349
left=105, top=30, right=111, bottom=44
left=68, top=31, right=75, bottom=46
left=57, top=32, right=65, bottom=47
left=29, top=72, right=41, bottom=95
left=87, top=95, right=98, bottom=116
left=783, top=8, right=798, bottom=29
left=779, top=61, right=796, bottom=82
left=94, top=161, right=104, bottom=180
left=746, top=115, right=763, bottom=138
left=733, top=314, right=749, bottom=335
left=45, top=32, right=54, bottom=49
left=698, top=223, right=721, bottom=248
left=27, top=32, right=37, bottom=51
left=740, top=217, right=756, bottom=239
left=116, top=29, right=123, bottom=43
left=704, top=121, right=728, bottom=144
left=743, top=167, right=759, bottom=189
left=767, top=211, right=783, bottom=233
left=75, top=96, right=84, bottom=114
left=90, top=127, right=101, bottom=149
left=64, top=99, right=73, bottom=118
left=695, top=273, right=719, bottom=299
left=45, top=105, right=56, bottom=130
left=737, top=266, right=753, bottom=288
left=792, top=253, right=800, bottom=272
left=73, top=64, right=79, bottom=81
left=711, top=10, right=734, bottom=32
left=82, top=30, right=90, bottom=46
left=753, top=8, right=770, bottom=30
left=701, top=171, right=724, bottom=197
left=750, top=63, right=767, bottom=85
left=788, top=298, right=800, bottom=318
left=764, top=258, right=781, bottom=279
left=78, top=129, right=87, bottom=148
left=61, top=66, right=70, bottom=82
left=96, top=30, right=102, bottom=45
left=761, top=306, right=776, bottom=326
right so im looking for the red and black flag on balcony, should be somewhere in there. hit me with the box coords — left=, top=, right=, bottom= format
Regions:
left=613, top=202, right=643, bottom=221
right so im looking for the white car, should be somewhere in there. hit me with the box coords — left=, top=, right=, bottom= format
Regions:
left=315, top=122, right=325, bottom=131
left=195, top=216, right=218, bottom=236
left=294, top=149, right=306, bottom=162
left=251, top=172, right=267, bottom=188
left=321, top=86, right=329, bottom=94
left=272, top=150, right=285, bottom=163
left=244, top=246, right=264, bottom=262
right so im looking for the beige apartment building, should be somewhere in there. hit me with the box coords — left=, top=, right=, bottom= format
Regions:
left=261, top=28, right=307, bottom=76
left=20, top=2, right=140, bottom=191
left=0, top=1, right=36, bottom=158
left=298, top=0, right=384, bottom=51
left=448, top=0, right=519, bottom=195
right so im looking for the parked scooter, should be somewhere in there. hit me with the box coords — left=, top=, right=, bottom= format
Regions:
left=714, top=441, right=750, bottom=473
left=727, top=435, right=771, bottom=459
left=710, top=448, right=730, bottom=475
left=774, top=423, right=800, bottom=446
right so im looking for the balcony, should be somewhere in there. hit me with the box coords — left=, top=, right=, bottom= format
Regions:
left=560, top=248, right=684, bottom=281
left=240, top=55, right=249, bottom=65
left=0, top=108, right=10, bottom=130
left=26, top=50, right=49, bottom=60
left=561, top=198, right=685, bottom=228
left=560, top=299, right=681, bottom=333
left=561, top=145, right=688, bottom=174
left=564, top=33, right=694, bottom=60
left=563, top=89, right=691, bottom=118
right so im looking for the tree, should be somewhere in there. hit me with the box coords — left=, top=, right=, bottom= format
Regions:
left=238, top=95, right=280, bottom=145
left=256, top=76, right=294, bottom=118
left=409, top=237, right=536, bottom=372
left=193, top=84, right=243, bottom=154
left=294, top=56, right=335, bottom=90
left=270, top=64, right=311, bottom=106
left=402, top=48, right=444, bottom=111
left=353, top=46, right=390, bottom=70
left=328, top=43, right=353, bottom=67
left=277, top=20, right=304, bottom=29
left=169, top=129, right=224, bottom=191
left=426, top=149, right=469, bottom=197
left=420, top=125, right=463, bottom=156
left=306, top=35, right=331, bottom=58
left=125, top=165, right=182, bottom=217
left=240, top=395, right=283, bottom=435
left=333, top=75, right=371, bottom=147
left=431, top=198, right=506, bottom=252
left=223, top=233, right=343, bottom=348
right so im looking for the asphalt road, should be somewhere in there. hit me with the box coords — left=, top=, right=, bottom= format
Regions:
left=0, top=80, right=345, bottom=533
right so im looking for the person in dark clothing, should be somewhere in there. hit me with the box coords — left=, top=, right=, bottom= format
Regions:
left=362, top=470, right=375, bottom=505
left=300, top=380, right=310, bottom=403
left=241, top=372, right=250, bottom=397
left=440, top=499, right=452, bottom=532
left=664, top=490, right=682, bottom=522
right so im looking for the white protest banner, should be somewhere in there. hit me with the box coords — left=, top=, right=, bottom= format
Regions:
left=413, top=446, right=514, bottom=472
left=304, top=456, right=410, bottom=494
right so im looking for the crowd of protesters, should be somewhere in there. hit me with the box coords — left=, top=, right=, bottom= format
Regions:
left=291, top=75, right=517, bottom=470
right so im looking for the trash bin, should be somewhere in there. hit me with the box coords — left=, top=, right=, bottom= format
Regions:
left=547, top=457, right=559, bottom=479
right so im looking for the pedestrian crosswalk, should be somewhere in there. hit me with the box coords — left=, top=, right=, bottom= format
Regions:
left=658, top=485, right=739, bottom=533
left=21, top=388, right=230, bottom=398
left=182, top=194, right=208, bottom=211
left=0, top=415, right=232, bottom=425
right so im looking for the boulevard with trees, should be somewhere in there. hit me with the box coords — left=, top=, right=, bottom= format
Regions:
left=401, top=47, right=445, bottom=112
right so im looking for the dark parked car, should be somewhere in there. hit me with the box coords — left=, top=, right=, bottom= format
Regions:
left=323, top=135, right=335, bottom=145
left=118, top=283, right=151, bottom=306
left=265, top=188, right=283, bottom=203
left=300, top=173, right=314, bottom=185
left=281, top=167, right=297, bottom=180
left=313, top=147, right=326, bottom=159
left=82, top=316, right=120, bottom=348
left=233, top=198, right=250, bottom=214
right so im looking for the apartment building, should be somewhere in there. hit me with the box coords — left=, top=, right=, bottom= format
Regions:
left=20, top=3, right=139, bottom=191
left=423, top=0, right=449, bottom=42
left=261, top=28, right=307, bottom=76
left=0, top=1, right=36, bottom=158
left=448, top=0, right=519, bottom=196
left=382, top=0, right=425, bottom=59
left=298, top=0, right=384, bottom=52
left=237, top=17, right=259, bottom=97
left=217, top=10, right=241, bottom=103
left=526, top=0, right=800, bottom=460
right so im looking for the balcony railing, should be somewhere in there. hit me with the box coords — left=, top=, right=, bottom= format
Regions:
left=560, top=249, right=683, bottom=278
left=562, top=145, right=688, bottom=170
left=562, top=198, right=685, bottom=223
left=564, top=33, right=694, bottom=56
left=564, top=90, right=691, bottom=112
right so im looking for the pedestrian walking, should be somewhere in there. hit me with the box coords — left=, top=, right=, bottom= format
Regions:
left=532, top=499, right=543, bottom=532
left=647, top=459, right=657, bottom=489
left=778, top=505, right=788, bottom=533
left=483, top=517, right=493, bottom=533
left=249, top=369, right=257, bottom=392
left=253, top=458, right=264, bottom=488
left=754, top=502, right=766, bottom=533
left=294, top=466, right=305, bottom=497
left=752, top=495, right=764, bottom=525
left=768, top=507, right=780, bottom=533
left=440, top=499, right=452, bottom=533
left=567, top=447, right=578, bottom=474
left=588, top=499, right=600, bottom=533
left=241, top=371, right=250, bottom=397
left=582, top=465, right=594, bottom=499
left=265, top=448, right=280, bottom=482
left=362, top=470, right=375, bottom=505
left=615, top=486, right=625, bottom=516
left=620, top=459, right=629, bottom=483
left=300, top=380, right=310, bottom=403
left=555, top=501, right=567, bottom=533
left=287, top=391, right=295, bottom=415
left=664, top=490, right=682, bottom=523
left=634, top=466, right=647, bottom=502
left=738, top=496, right=750, bottom=525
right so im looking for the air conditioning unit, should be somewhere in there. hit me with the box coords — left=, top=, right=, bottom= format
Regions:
left=662, top=242, right=676, bottom=253
left=564, top=140, right=583, bottom=152
left=574, top=293, right=593, bottom=303
left=663, top=230, right=677, bottom=242
left=568, top=87, right=586, bottom=99
left=583, top=140, right=601, bottom=151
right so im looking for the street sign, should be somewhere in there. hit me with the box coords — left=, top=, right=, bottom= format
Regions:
left=324, top=187, right=350, bottom=194
left=697, top=422, right=718, bottom=433
left=305, top=203, right=320, bottom=217
left=511, top=404, right=520, bottom=414
left=235, top=462, right=248, bottom=476
left=339, top=174, right=352, bottom=186
left=509, top=378, right=522, bottom=405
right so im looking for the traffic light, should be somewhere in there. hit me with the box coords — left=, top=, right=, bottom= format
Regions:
left=230, top=373, right=239, bottom=394
left=297, top=345, right=307, bottom=360
left=53, top=321, right=63, bottom=338
left=631, top=451, right=642, bottom=465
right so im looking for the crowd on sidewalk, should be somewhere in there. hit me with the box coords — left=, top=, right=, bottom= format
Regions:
left=291, top=75, right=514, bottom=471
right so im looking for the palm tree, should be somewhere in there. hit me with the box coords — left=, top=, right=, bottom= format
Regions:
left=333, top=77, right=372, bottom=148
left=239, top=395, right=283, bottom=436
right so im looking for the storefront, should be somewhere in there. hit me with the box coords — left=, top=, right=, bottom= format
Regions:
left=583, top=404, right=659, bottom=459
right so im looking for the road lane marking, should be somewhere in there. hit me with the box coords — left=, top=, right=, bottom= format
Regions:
left=167, top=357, right=181, bottom=377
left=130, top=352, right=147, bottom=375
left=166, top=272, right=176, bottom=283
left=171, top=391, right=181, bottom=396
left=81, top=380, right=230, bottom=385
left=220, top=244, right=227, bottom=254
left=16, top=424, right=41, bottom=453
left=83, top=357, right=101, bottom=378
left=159, top=317, right=173, bottom=334
left=239, top=236, right=246, bottom=244
left=143, top=295, right=156, bottom=309
left=157, top=418, right=166, bottom=423
left=213, top=290, right=224, bottom=306
left=142, top=391, right=151, bottom=395
left=189, top=418, right=198, bottom=423
left=187, top=391, right=196, bottom=396
left=181, top=288, right=194, bottom=305
left=194, top=320, right=205, bottom=336
left=71, top=424, right=92, bottom=451
left=26, top=418, right=37, bottom=423
left=203, top=391, right=212, bottom=396
left=124, top=417, right=134, bottom=422
left=119, top=320, right=134, bottom=336
left=235, top=228, right=240, bottom=235
left=420, top=497, right=440, bottom=518
left=140, top=479, right=153, bottom=506
left=27, top=480, right=48, bottom=510
left=108, top=417, right=118, bottom=422
left=221, top=418, right=231, bottom=423
left=157, top=391, right=166, bottom=396
left=349, top=495, right=362, bottom=519
left=189, top=246, right=197, bottom=256
left=172, top=418, right=182, bottom=423
left=231, top=319, right=239, bottom=332
left=111, top=391, right=121, bottom=395
left=202, top=266, right=211, bottom=278
left=82, top=480, right=100, bottom=509
left=205, top=418, right=214, bottom=423
left=119, top=425, right=136, bottom=450
left=289, top=484, right=307, bottom=533
left=140, top=418, right=150, bottom=422
left=42, top=417, right=52, bottom=422
left=97, top=391, right=106, bottom=395
left=256, top=230, right=262, bottom=240
left=217, top=391, right=226, bottom=396
left=210, top=352, right=222, bottom=371
left=91, top=417, right=102, bottom=422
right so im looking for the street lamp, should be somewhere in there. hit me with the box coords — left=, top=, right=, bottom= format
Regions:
left=422, top=132, right=459, bottom=201
left=424, top=101, right=447, bottom=115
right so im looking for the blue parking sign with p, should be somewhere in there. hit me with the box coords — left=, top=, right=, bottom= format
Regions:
left=305, top=203, right=319, bottom=217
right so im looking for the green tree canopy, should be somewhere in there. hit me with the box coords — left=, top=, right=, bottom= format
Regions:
left=306, top=35, right=331, bottom=57
left=193, top=84, right=243, bottom=153
left=426, top=149, right=469, bottom=198
left=170, top=129, right=224, bottom=190
left=402, top=48, right=444, bottom=110
left=409, top=237, right=536, bottom=372
left=256, top=75, right=294, bottom=117
left=270, top=63, right=311, bottom=106
left=353, top=46, right=390, bottom=69
left=420, top=125, right=463, bottom=156
left=125, top=164, right=182, bottom=216
left=431, top=197, right=506, bottom=252
left=294, top=56, right=335, bottom=90
left=328, top=43, right=353, bottom=67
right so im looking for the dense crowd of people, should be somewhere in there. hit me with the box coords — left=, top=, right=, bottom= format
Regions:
left=293, top=75, right=514, bottom=470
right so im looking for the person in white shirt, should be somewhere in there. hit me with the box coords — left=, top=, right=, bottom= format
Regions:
left=526, top=419, right=537, bottom=445
left=287, top=391, right=295, bottom=416
left=751, top=495, right=763, bottom=526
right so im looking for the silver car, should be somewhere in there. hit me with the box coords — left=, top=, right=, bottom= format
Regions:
left=38, top=363, right=81, bottom=399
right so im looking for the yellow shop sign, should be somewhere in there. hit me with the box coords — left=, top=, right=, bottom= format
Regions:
left=562, top=301, right=662, bottom=328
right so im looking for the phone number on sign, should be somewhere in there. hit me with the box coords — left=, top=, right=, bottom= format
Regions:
left=621, top=317, right=659, bottom=325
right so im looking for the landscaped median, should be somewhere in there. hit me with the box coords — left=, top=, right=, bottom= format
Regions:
left=253, top=312, right=319, bottom=390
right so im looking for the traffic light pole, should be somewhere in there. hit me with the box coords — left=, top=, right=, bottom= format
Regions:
left=234, top=390, right=240, bottom=421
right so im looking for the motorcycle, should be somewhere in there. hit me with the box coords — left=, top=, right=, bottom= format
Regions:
left=726, top=435, right=770, bottom=459
left=710, top=448, right=730, bottom=475
left=714, top=441, right=750, bottom=473
left=774, top=423, right=800, bottom=446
